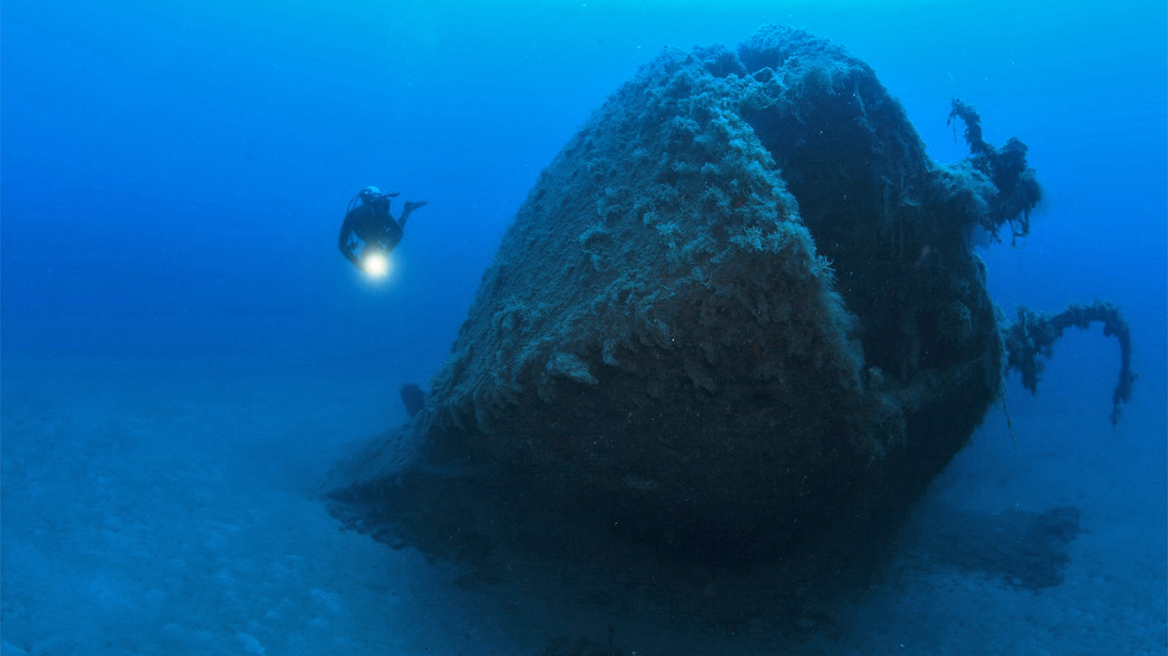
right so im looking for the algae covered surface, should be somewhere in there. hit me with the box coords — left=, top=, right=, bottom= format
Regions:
left=328, top=25, right=1115, bottom=582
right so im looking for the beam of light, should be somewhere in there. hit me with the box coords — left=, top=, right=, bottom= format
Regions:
left=361, top=251, right=391, bottom=278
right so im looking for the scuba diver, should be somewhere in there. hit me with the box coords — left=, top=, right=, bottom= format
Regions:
left=338, top=186, right=427, bottom=273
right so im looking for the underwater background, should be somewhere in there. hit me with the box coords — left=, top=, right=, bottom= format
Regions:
left=2, top=0, right=1165, bottom=654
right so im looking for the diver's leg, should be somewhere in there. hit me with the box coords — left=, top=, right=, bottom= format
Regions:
left=399, top=200, right=428, bottom=229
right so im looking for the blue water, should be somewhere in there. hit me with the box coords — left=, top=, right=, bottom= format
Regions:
left=2, top=1, right=1165, bottom=654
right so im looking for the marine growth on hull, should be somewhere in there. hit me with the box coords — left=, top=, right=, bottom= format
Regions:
left=325, top=24, right=1133, bottom=616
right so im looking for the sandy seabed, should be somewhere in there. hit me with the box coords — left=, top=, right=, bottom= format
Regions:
left=1, top=355, right=1164, bottom=656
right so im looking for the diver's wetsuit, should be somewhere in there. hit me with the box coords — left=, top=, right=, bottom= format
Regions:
left=338, top=190, right=426, bottom=269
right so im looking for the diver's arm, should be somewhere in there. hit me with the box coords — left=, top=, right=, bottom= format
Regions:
left=338, top=221, right=361, bottom=267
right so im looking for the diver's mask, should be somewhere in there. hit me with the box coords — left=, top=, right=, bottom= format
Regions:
left=359, top=186, right=381, bottom=203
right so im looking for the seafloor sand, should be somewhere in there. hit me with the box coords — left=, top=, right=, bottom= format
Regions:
left=1, top=355, right=1164, bottom=655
